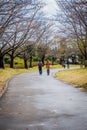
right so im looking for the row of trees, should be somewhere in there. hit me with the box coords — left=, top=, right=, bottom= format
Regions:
left=1, top=0, right=86, bottom=69
left=55, top=0, right=87, bottom=67
left=0, top=0, right=53, bottom=68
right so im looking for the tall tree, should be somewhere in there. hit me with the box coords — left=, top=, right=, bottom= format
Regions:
left=55, top=0, right=87, bottom=67
left=0, top=0, right=43, bottom=68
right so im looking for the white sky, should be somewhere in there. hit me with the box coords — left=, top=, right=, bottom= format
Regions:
left=42, top=0, right=57, bottom=17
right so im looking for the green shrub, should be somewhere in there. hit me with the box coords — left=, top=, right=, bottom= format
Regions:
left=4, top=56, right=10, bottom=64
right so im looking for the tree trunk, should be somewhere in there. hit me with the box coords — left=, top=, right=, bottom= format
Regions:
left=84, top=60, right=87, bottom=68
left=42, top=56, right=45, bottom=66
left=52, top=57, right=55, bottom=65
left=84, top=53, right=87, bottom=67
left=29, top=56, right=32, bottom=68
left=24, top=59, right=28, bottom=69
left=0, top=54, right=4, bottom=68
left=10, top=56, right=14, bottom=68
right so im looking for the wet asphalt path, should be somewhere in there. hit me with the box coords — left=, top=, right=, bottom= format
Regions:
left=0, top=68, right=87, bottom=130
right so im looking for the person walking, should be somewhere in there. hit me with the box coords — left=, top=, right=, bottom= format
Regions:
left=38, top=60, right=43, bottom=75
left=61, top=59, right=66, bottom=68
left=46, top=60, right=50, bottom=75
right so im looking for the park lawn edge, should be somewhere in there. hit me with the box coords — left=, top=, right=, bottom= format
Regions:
left=0, top=67, right=38, bottom=96
left=55, top=68, right=87, bottom=91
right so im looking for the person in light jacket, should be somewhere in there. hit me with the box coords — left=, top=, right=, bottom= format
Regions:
left=46, top=60, right=50, bottom=75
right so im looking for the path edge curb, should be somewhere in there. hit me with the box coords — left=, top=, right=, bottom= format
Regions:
left=0, top=72, right=31, bottom=99
left=0, top=79, right=9, bottom=98
left=0, top=74, right=21, bottom=99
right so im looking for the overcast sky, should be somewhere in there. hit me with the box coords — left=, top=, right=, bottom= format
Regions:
left=42, top=0, right=57, bottom=17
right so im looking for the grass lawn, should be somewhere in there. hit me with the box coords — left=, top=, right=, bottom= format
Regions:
left=0, top=67, right=38, bottom=93
left=55, top=68, right=87, bottom=90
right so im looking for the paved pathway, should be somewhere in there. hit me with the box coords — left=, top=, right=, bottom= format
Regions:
left=0, top=69, right=87, bottom=130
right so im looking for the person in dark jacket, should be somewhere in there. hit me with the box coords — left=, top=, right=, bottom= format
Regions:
left=38, top=60, right=43, bottom=75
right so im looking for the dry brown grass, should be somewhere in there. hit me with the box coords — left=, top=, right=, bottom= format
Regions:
left=0, top=67, right=38, bottom=93
left=55, top=68, right=87, bottom=90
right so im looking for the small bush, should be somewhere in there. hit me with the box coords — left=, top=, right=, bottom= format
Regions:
left=4, top=56, right=10, bottom=64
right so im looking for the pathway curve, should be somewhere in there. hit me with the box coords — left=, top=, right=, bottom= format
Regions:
left=0, top=69, right=87, bottom=130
